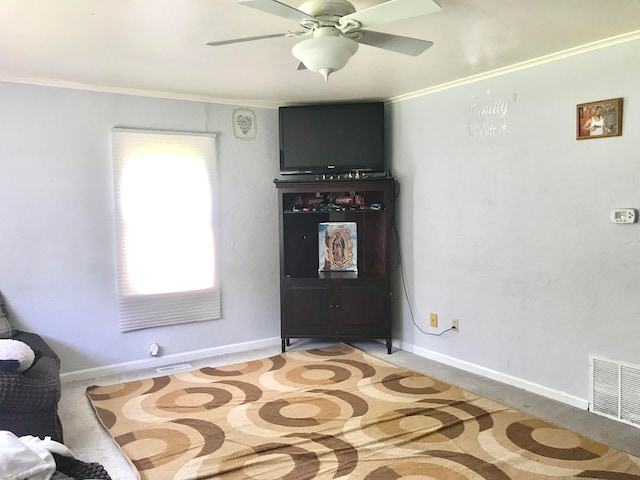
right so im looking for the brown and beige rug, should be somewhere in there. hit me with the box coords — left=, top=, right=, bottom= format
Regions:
left=87, top=343, right=640, bottom=479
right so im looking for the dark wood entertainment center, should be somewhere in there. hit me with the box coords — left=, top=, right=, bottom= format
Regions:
left=275, top=176, right=395, bottom=354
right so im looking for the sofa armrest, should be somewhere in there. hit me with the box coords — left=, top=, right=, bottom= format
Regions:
left=0, top=332, right=61, bottom=412
left=0, top=357, right=61, bottom=411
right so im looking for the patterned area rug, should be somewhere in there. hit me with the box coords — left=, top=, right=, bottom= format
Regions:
left=86, top=343, right=640, bottom=479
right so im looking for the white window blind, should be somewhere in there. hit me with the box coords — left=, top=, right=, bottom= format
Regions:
left=112, top=128, right=220, bottom=332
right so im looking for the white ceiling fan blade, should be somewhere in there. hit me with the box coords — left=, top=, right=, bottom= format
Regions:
left=206, top=31, right=307, bottom=46
left=239, top=0, right=317, bottom=24
left=206, top=33, right=289, bottom=46
left=341, top=0, right=441, bottom=29
left=356, top=30, right=433, bottom=56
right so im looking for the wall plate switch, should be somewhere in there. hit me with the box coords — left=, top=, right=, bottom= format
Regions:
left=610, top=208, right=637, bottom=224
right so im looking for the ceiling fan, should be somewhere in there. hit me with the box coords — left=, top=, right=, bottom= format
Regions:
left=206, top=0, right=441, bottom=81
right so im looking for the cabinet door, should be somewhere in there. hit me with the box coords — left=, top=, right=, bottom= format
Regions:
left=283, top=213, right=328, bottom=278
left=336, top=282, right=388, bottom=336
left=283, top=283, right=332, bottom=336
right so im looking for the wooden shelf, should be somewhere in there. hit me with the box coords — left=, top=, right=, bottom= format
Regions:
left=275, top=177, right=395, bottom=353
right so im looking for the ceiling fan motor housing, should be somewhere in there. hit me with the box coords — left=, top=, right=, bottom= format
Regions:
left=298, top=0, right=356, bottom=20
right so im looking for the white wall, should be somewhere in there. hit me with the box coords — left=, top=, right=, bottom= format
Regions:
left=389, top=38, right=640, bottom=403
left=2, top=39, right=638, bottom=405
left=0, top=83, right=281, bottom=373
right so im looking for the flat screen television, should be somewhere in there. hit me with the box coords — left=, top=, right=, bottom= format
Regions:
left=279, top=101, right=385, bottom=175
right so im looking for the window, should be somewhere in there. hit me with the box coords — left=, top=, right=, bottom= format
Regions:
left=112, top=128, right=220, bottom=332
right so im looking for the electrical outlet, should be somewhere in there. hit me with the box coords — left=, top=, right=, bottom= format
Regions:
left=452, top=318, right=459, bottom=331
left=430, top=313, right=438, bottom=328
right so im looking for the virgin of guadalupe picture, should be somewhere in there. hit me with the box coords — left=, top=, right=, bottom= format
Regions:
left=319, top=222, right=358, bottom=272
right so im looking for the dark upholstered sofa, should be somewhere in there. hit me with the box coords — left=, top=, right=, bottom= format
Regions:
left=0, top=292, right=111, bottom=478
left=0, top=330, right=64, bottom=442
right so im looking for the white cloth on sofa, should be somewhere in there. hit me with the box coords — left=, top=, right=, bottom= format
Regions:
left=0, top=431, right=75, bottom=480
left=0, top=338, right=36, bottom=372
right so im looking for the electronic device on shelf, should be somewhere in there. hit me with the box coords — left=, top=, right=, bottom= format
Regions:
left=279, top=101, right=385, bottom=176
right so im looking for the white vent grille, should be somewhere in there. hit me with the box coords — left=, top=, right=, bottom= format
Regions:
left=156, top=363, right=192, bottom=374
left=590, top=355, right=640, bottom=427
left=621, top=365, right=640, bottom=424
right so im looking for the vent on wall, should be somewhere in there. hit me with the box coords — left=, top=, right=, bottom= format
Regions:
left=590, top=355, right=640, bottom=427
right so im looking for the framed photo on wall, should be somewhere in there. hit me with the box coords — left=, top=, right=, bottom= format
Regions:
left=577, top=98, right=622, bottom=140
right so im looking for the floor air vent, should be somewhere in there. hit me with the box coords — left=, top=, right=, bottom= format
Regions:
left=156, top=363, right=192, bottom=374
left=590, top=355, right=640, bottom=427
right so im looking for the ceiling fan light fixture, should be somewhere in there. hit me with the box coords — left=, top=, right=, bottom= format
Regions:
left=292, top=32, right=358, bottom=82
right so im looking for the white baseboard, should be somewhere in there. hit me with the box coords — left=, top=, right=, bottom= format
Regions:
left=62, top=335, right=589, bottom=411
left=394, top=339, right=589, bottom=410
left=60, top=336, right=281, bottom=384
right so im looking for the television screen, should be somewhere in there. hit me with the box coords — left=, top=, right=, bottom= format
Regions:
left=279, top=102, right=385, bottom=175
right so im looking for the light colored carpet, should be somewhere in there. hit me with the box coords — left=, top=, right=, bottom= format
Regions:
left=84, top=342, right=640, bottom=479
